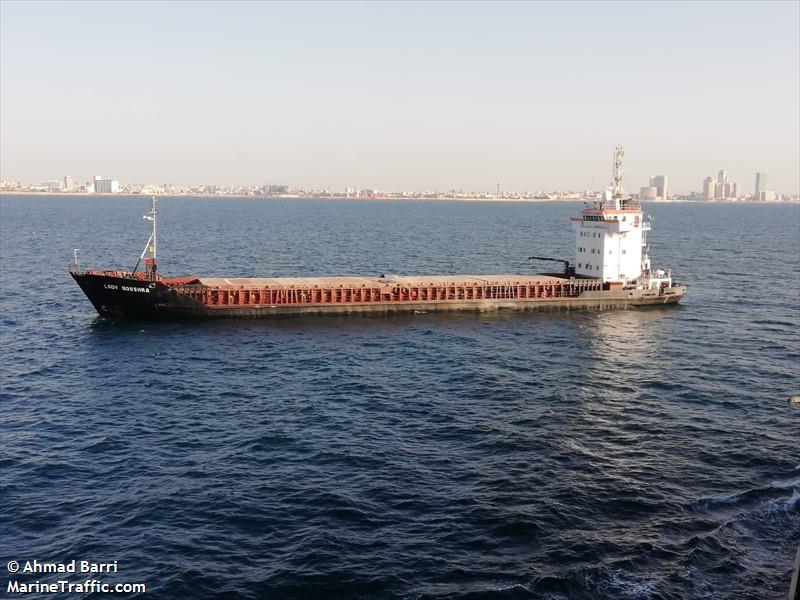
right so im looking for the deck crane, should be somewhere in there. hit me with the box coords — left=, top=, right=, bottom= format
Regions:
left=528, top=256, right=576, bottom=278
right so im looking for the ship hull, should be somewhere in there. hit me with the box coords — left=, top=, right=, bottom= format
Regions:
left=71, top=272, right=685, bottom=321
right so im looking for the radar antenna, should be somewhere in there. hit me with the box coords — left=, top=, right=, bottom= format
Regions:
left=612, top=145, right=625, bottom=199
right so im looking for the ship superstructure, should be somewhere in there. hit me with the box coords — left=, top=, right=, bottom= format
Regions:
left=70, top=149, right=685, bottom=320
left=572, top=146, right=673, bottom=290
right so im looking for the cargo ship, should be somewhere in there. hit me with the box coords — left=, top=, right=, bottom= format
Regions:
left=70, top=147, right=686, bottom=319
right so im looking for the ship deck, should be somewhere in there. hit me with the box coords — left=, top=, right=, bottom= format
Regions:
left=194, top=273, right=569, bottom=289
left=166, top=273, right=607, bottom=309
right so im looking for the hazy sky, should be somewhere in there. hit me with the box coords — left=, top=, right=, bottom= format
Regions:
left=1, top=1, right=798, bottom=193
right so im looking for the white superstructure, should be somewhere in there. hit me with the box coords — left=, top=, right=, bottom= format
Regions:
left=572, top=147, right=672, bottom=290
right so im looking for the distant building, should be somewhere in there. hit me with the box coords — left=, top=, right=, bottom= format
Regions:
left=0, top=180, right=21, bottom=191
left=702, top=170, right=746, bottom=200
left=759, top=190, right=777, bottom=202
left=93, top=175, right=119, bottom=194
left=723, top=182, right=732, bottom=198
left=703, top=176, right=716, bottom=200
left=43, top=180, right=63, bottom=192
left=640, top=186, right=658, bottom=201
left=649, top=175, right=669, bottom=200
left=754, top=172, right=766, bottom=199
left=64, top=175, right=74, bottom=191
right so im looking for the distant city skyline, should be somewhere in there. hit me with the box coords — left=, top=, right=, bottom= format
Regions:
left=4, top=168, right=797, bottom=202
left=1, top=1, right=798, bottom=194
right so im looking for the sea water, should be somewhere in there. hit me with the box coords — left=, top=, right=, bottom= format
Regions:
left=1, top=196, right=798, bottom=598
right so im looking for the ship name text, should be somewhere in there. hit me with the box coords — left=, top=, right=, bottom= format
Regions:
left=103, top=284, right=150, bottom=293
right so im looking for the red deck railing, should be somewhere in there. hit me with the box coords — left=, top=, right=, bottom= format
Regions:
left=169, top=280, right=604, bottom=308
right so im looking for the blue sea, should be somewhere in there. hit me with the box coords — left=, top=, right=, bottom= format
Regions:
left=1, top=195, right=798, bottom=599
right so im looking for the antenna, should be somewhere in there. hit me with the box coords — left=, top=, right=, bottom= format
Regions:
left=147, top=196, right=157, bottom=279
left=612, top=145, right=625, bottom=198
left=151, top=196, right=157, bottom=264
left=73, top=249, right=80, bottom=268
left=131, top=197, right=159, bottom=280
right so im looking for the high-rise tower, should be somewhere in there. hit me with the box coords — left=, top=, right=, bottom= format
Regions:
left=649, top=175, right=669, bottom=201
left=754, top=173, right=767, bottom=199
left=703, top=176, right=716, bottom=200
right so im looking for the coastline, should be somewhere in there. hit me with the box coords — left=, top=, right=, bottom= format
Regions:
left=0, top=191, right=584, bottom=203
left=1, top=191, right=797, bottom=204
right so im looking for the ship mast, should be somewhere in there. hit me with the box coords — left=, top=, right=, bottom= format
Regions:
left=152, top=197, right=157, bottom=264
left=611, top=145, right=625, bottom=200
left=146, top=196, right=157, bottom=280
left=132, top=196, right=158, bottom=280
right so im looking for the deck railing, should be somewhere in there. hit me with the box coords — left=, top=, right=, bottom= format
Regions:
left=170, top=279, right=605, bottom=308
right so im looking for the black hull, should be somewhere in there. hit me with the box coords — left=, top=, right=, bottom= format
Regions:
left=70, top=273, right=206, bottom=320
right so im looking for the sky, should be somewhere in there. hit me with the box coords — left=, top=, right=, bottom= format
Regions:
left=1, top=1, right=798, bottom=194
